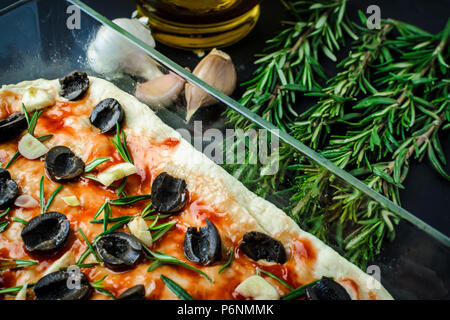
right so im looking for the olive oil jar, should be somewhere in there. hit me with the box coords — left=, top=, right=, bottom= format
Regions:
left=136, top=0, right=262, bottom=49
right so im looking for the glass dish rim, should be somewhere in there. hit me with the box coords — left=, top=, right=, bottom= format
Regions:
left=1, top=0, right=449, bottom=247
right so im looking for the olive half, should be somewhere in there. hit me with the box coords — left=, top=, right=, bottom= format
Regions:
left=117, top=285, right=147, bottom=300
left=0, top=113, right=28, bottom=143
left=59, top=71, right=90, bottom=101
left=305, top=277, right=351, bottom=300
left=21, top=212, right=70, bottom=253
left=95, top=232, right=142, bottom=270
left=0, top=168, right=19, bottom=210
left=90, top=98, right=124, bottom=134
left=34, top=270, right=92, bottom=300
left=45, top=146, right=85, bottom=183
left=184, top=219, right=221, bottom=265
left=240, top=231, right=287, bottom=264
left=151, top=172, right=188, bottom=215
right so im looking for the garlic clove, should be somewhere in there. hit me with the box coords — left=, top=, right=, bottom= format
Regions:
left=97, top=162, right=138, bottom=187
left=14, top=194, right=39, bottom=208
left=135, top=72, right=185, bottom=110
left=15, top=284, right=28, bottom=300
left=22, top=87, right=55, bottom=112
left=44, top=251, right=75, bottom=275
left=18, top=133, right=49, bottom=160
left=128, top=216, right=153, bottom=247
left=235, top=275, right=280, bottom=300
left=185, top=48, right=237, bottom=122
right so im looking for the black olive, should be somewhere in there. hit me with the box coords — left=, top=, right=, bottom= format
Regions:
left=184, top=219, right=222, bottom=265
left=0, top=169, right=19, bottom=210
left=45, top=146, right=85, bottom=183
left=21, top=212, right=70, bottom=253
left=34, top=270, right=92, bottom=300
left=59, top=71, right=90, bottom=101
left=117, top=285, right=147, bottom=300
left=89, top=98, right=124, bottom=134
left=305, top=277, right=351, bottom=300
left=240, top=231, right=287, bottom=264
left=95, top=232, right=142, bottom=270
left=0, top=113, right=28, bottom=142
left=151, top=172, right=188, bottom=214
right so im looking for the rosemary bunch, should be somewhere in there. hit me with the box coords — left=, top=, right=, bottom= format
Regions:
left=225, top=0, right=356, bottom=131
left=289, top=19, right=449, bottom=265
left=291, top=15, right=394, bottom=149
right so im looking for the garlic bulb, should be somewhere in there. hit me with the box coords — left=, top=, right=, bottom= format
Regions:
left=87, top=18, right=162, bottom=80
left=185, top=49, right=237, bottom=122
left=135, top=72, right=185, bottom=110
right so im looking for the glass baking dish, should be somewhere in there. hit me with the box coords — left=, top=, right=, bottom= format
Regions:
left=0, top=0, right=448, bottom=299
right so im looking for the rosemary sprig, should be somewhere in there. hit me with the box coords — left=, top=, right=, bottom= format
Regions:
left=11, top=217, right=28, bottom=225
left=151, top=221, right=176, bottom=242
left=291, top=18, right=394, bottom=149
left=0, top=258, right=38, bottom=271
left=145, top=249, right=212, bottom=282
left=257, top=268, right=294, bottom=290
left=85, top=157, right=112, bottom=173
left=77, top=227, right=100, bottom=264
left=90, top=274, right=116, bottom=299
left=218, top=249, right=234, bottom=274
left=0, top=208, right=10, bottom=219
left=225, top=0, right=356, bottom=131
left=109, top=194, right=151, bottom=206
left=39, top=176, right=63, bottom=214
left=160, top=275, right=194, bottom=300
left=111, top=123, right=133, bottom=163
left=280, top=280, right=319, bottom=300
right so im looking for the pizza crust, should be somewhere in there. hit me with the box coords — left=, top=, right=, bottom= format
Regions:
left=1, top=76, right=393, bottom=300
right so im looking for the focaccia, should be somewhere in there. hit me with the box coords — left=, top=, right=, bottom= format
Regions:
left=0, top=73, right=393, bottom=300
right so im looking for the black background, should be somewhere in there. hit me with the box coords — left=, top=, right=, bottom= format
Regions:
left=0, top=0, right=448, bottom=236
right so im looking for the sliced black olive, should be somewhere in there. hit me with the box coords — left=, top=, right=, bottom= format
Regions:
left=34, top=270, right=92, bottom=300
left=117, top=285, right=147, bottom=300
left=0, top=113, right=28, bottom=142
left=59, top=71, right=90, bottom=101
left=95, top=232, right=142, bottom=270
left=45, top=146, right=85, bottom=183
left=89, top=98, right=124, bottom=134
left=21, top=212, right=70, bottom=253
left=151, top=172, right=188, bottom=214
left=305, top=277, right=351, bottom=300
left=0, top=169, right=19, bottom=210
left=240, top=231, right=287, bottom=264
left=184, top=218, right=221, bottom=265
